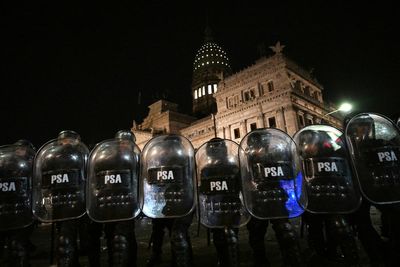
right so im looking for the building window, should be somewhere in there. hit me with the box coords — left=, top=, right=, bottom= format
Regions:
left=268, top=117, right=276, bottom=128
left=250, top=123, right=257, bottom=131
left=313, top=91, right=318, bottom=99
left=304, top=86, right=311, bottom=96
left=194, top=90, right=198, bottom=99
left=260, top=84, right=265, bottom=95
left=208, top=84, right=212, bottom=94
left=234, top=128, right=240, bottom=139
left=198, top=88, right=202, bottom=97
left=202, top=86, right=206, bottom=96
left=307, top=117, right=313, bottom=125
left=298, top=114, right=305, bottom=127
left=294, top=81, right=302, bottom=91
left=244, top=89, right=255, bottom=101
left=267, top=81, right=274, bottom=92
left=227, top=95, right=239, bottom=108
left=213, top=84, right=218, bottom=93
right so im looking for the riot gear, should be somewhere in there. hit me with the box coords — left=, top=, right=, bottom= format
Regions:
left=294, top=125, right=360, bottom=265
left=196, top=138, right=249, bottom=267
left=87, top=130, right=140, bottom=266
left=33, top=130, right=88, bottom=267
left=239, top=129, right=305, bottom=267
left=0, top=140, right=35, bottom=267
left=141, top=134, right=195, bottom=267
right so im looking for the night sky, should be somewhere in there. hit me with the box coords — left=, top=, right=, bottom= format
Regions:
left=2, top=1, right=399, bottom=148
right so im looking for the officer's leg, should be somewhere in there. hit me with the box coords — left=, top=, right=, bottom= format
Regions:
left=351, top=200, right=385, bottom=264
left=146, top=218, right=166, bottom=267
left=271, top=218, right=304, bottom=267
left=86, top=220, right=103, bottom=267
left=104, top=223, right=115, bottom=266
left=170, top=214, right=193, bottom=267
left=383, top=204, right=400, bottom=267
left=247, top=217, right=269, bottom=267
left=303, top=212, right=326, bottom=257
left=111, top=220, right=137, bottom=267
left=326, top=215, right=359, bottom=266
left=4, top=228, right=31, bottom=267
left=57, top=220, right=80, bottom=267
left=212, top=227, right=239, bottom=267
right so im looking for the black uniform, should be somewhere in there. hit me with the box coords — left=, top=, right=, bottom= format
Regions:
left=345, top=113, right=400, bottom=266
left=241, top=130, right=304, bottom=267
left=141, top=135, right=196, bottom=267
left=296, top=129, right=359, bottom=266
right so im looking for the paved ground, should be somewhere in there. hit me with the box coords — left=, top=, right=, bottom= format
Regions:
left=2, top=208, right=382, bottom=267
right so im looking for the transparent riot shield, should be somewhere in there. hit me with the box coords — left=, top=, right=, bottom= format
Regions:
left=293, top=125, right=361, bottom=214
left=196, top=138, right=250, bottom=228
left=239, top=128, right=306, bottom=220
left=0, top=141, right=35, bottom=230
left=33, top=131, right=88, bottom=222
left=141, top=134, right=196, bottom=218
left=87, top=130, right=140, bottom=222
left=345, top=113, right=400, bottom=204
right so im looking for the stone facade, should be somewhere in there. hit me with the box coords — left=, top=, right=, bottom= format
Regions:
left=132, top=42, right=341, bottom=150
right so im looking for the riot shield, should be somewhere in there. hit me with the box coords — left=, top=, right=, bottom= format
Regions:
left=345, top=113, right=400, bottom=204
left=33, top=131, right=88, bottom=222
left=196, top=138, right=250, bottom=228
left=293, top=125, right=361, bottom=213
left=87, top=130, right=140, bottom=222
left=141, top=134, right=196, bottom=218
left=0, top=140, right=35, bottom=230
left=239, top=128, right=305, bottom=220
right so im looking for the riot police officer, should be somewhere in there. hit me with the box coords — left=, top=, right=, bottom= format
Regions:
left=239, top=129, right=305, bottom=267
left=345, top=113, right=400, bottom=267
left=0, top=139, right=36, bottom=267
left=33, top=130, right=89, bottom=266
left=294, top=126, right=360, bottom=266
left=196, top=138, right=249, bottom=267
left=87, top=130, right=140, bottom=267
left=141, top=134, right=196, bottom=267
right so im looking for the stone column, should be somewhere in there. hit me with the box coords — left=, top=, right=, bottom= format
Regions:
left=257, top=114, right=265, bottom=128
left=276, top=107, right=287, bottom=132
left=240, top=121, right=247, bottom=137
left=225, top=125, right=231, bottom=139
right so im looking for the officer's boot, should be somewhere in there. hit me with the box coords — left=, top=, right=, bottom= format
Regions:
left=326, top=215, right=359, bottom=266
left=272, top=219, right=304, bottom=267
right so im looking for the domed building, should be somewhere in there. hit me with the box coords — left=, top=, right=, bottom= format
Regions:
left=192, top=27, right=231, bottom=117
left=132, top=30, right=342, bottom=150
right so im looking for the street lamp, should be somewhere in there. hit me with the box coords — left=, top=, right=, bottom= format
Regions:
left=324, top=102, right=353, bottom=116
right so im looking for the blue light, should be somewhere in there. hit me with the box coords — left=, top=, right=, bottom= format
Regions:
left=279, top=171, right=304, bottom=218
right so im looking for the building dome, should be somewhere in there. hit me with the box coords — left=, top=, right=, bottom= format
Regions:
left=193, top=41, right=231, bottom=72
